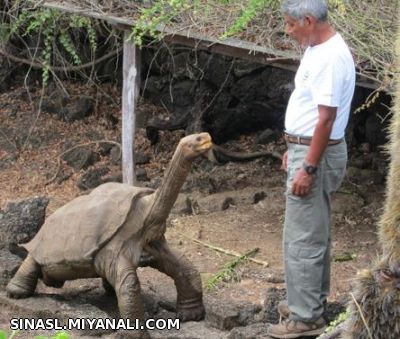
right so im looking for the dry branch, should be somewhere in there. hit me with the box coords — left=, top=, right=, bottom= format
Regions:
left=174, top=230, right=269, bottom=266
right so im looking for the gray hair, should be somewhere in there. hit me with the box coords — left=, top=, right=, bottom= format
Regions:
left=281, top=0, right=328, bottom=22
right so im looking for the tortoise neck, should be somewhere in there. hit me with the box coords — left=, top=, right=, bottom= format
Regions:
left=146, top=146, right=192, bottom=226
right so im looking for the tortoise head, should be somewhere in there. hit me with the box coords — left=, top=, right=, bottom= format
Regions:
left=178, top=133, right=213, bottom=160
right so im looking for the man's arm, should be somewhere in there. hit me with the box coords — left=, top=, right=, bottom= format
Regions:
left=291, top=105, right=337, bottom=196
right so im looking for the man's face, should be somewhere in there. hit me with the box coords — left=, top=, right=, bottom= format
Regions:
left=284, top=15, right=312, bottom=47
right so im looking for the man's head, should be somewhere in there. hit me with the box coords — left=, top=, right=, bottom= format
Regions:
left=281, top=0, right=331, bottom=47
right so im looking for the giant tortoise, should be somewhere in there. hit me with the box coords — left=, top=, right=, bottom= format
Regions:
left=7, top=132, right=213, bottom=337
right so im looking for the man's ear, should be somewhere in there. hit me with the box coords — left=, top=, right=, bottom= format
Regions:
left=303, top=15, right=315, bottom=27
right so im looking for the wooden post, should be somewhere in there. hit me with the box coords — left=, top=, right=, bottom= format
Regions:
left=122, top=31, right=141, bottom=185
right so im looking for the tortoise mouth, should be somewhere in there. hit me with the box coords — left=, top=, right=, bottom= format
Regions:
left=198, top=139, right=213, bottom=151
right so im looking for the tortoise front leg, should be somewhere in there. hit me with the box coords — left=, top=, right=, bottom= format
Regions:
left=114, top=255, right=149, bottom=339
left=145, top=239, right=205, bottom=322
left=6, top=255, right=40, bottom=299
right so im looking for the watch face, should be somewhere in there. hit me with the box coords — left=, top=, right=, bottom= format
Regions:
left=304, top=164, right=317, bottom=174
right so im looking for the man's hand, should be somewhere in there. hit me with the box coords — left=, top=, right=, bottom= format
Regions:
left=281, top=151, right=288, bottom=172
left=292, top=167, right=314, bottom=196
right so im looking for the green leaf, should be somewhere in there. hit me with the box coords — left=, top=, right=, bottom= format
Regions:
left=0, top=330, right=8, bottom=339
left=52, top=331, right=69, bottom=339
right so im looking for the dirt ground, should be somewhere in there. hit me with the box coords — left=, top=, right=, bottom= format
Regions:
left=0, top=82, right=385, bottom=338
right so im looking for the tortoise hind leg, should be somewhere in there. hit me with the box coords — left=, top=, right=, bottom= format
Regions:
left=6, top=255, right=40, bottom=299
left=144, top=239, right=205, bottom=322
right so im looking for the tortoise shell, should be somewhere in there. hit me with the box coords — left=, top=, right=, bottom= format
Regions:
left=23, top=182, right=153, bottom=266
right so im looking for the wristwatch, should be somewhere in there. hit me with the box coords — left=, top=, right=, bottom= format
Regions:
left=303, top=162, right=318, bottom=175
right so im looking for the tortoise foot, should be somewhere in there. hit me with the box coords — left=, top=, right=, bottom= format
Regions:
left=6, top=280, right=34, bottom=299
left=177, top=300, right=205, bottom=322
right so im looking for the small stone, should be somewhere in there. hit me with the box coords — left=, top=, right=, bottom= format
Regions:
left=0, top=250, right=22, bottom=287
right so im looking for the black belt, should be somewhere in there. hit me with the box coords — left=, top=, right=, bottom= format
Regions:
left=284, top=133, right=342, bottom=146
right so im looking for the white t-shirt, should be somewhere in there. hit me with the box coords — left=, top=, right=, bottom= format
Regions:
left=285, top=33, right=355, bottom=139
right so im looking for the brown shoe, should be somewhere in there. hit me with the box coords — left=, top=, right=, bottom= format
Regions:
left=277, top=300, right=327, bottom=320
left=267, top=317, right=326, bottom=338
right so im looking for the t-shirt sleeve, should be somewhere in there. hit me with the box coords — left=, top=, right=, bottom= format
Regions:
left=310, top=57, right=343, bottom=107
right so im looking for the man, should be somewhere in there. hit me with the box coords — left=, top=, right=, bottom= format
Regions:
left=267, top=1, right=355, bottom=338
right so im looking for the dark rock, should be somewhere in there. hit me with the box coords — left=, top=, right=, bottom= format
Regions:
left=263, top=287, right=286, bottom=324
left=0, top=292, right=114, bottom=336
left=348, top=154, right=373, bottom=169
left=324, top=301, right=346, bottom=324
left=136, top=153, right=151, bottom=165
left=57, top=107, right=71, bottom=121
left=256, top=129, right=281, bottom=145
left=0, top=153, right=18, bottom=170
left=0, top=60, right=14, bottom=92
left=195, top=194, right=236, bottom=213
left=136, top=168, right=149, bottom=182
left=172, top=52, right=203, bottom=80
left=39, top=97, right=64, bottom=115
left=64, top=95, right=94, bottom=122
left=151, top=321, right=227, bottom=339
left=110, top=146, right=122, bottom=164
left=206, top=299, right=262, bottom=330
left=262, top=68, right=293, bottom=100
left=233, top=60, right=265, bottom=78
left=345, top=167, right=384, bottom=185
left=103, top=173, right=123, bottom=184
left=142, top=76, right=167, bottom=104
left=7, top=107, right=18, bottom=118
left=371, top=155, right=389, bottom=176
left=171, top=194, right=193, bottom=215
left=0, top=196, right=49, bottom=257
left=56, top=167, right=73, bottom=185
left=230, top=72, right=270, bottom=103
left=77, top=166, right=110, bottom=190
left=98, top=142, right=115, bottom=156
left=198, top=52, right=235, bottom=88
left=253, top=192, right=267, bottom=204
left=332, top=190, right=367, bottom=210
left=49, top=89, right=69, bottom=106
left=207, top=102, right=284, bottom=143
left=62, top=147, right=100, bottom=170
left=222, top=197, right=235, bottom=210
left=161, top=80, right=197, bottom=111
left=39, top=89, right=69, bottom=116
left=364, top=114, right=388, bottom=148
left=0, top=249, right=22, bottom=287
left=228, top=322, right=271, bottom=339
left=238, top=304, right=263, bottom=325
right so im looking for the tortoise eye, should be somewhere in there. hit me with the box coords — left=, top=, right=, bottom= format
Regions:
left=196, top=136, right=202, bottom=142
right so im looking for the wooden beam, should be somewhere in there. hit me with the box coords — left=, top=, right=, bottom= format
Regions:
left=42, top=2, right=298, bottom=64
left=42, top=1, right=381, bottom=90
left=122, top=31, right=140, bottom=185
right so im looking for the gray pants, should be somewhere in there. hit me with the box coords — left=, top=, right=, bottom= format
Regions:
left=284, top=140, right=347, bottom=322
